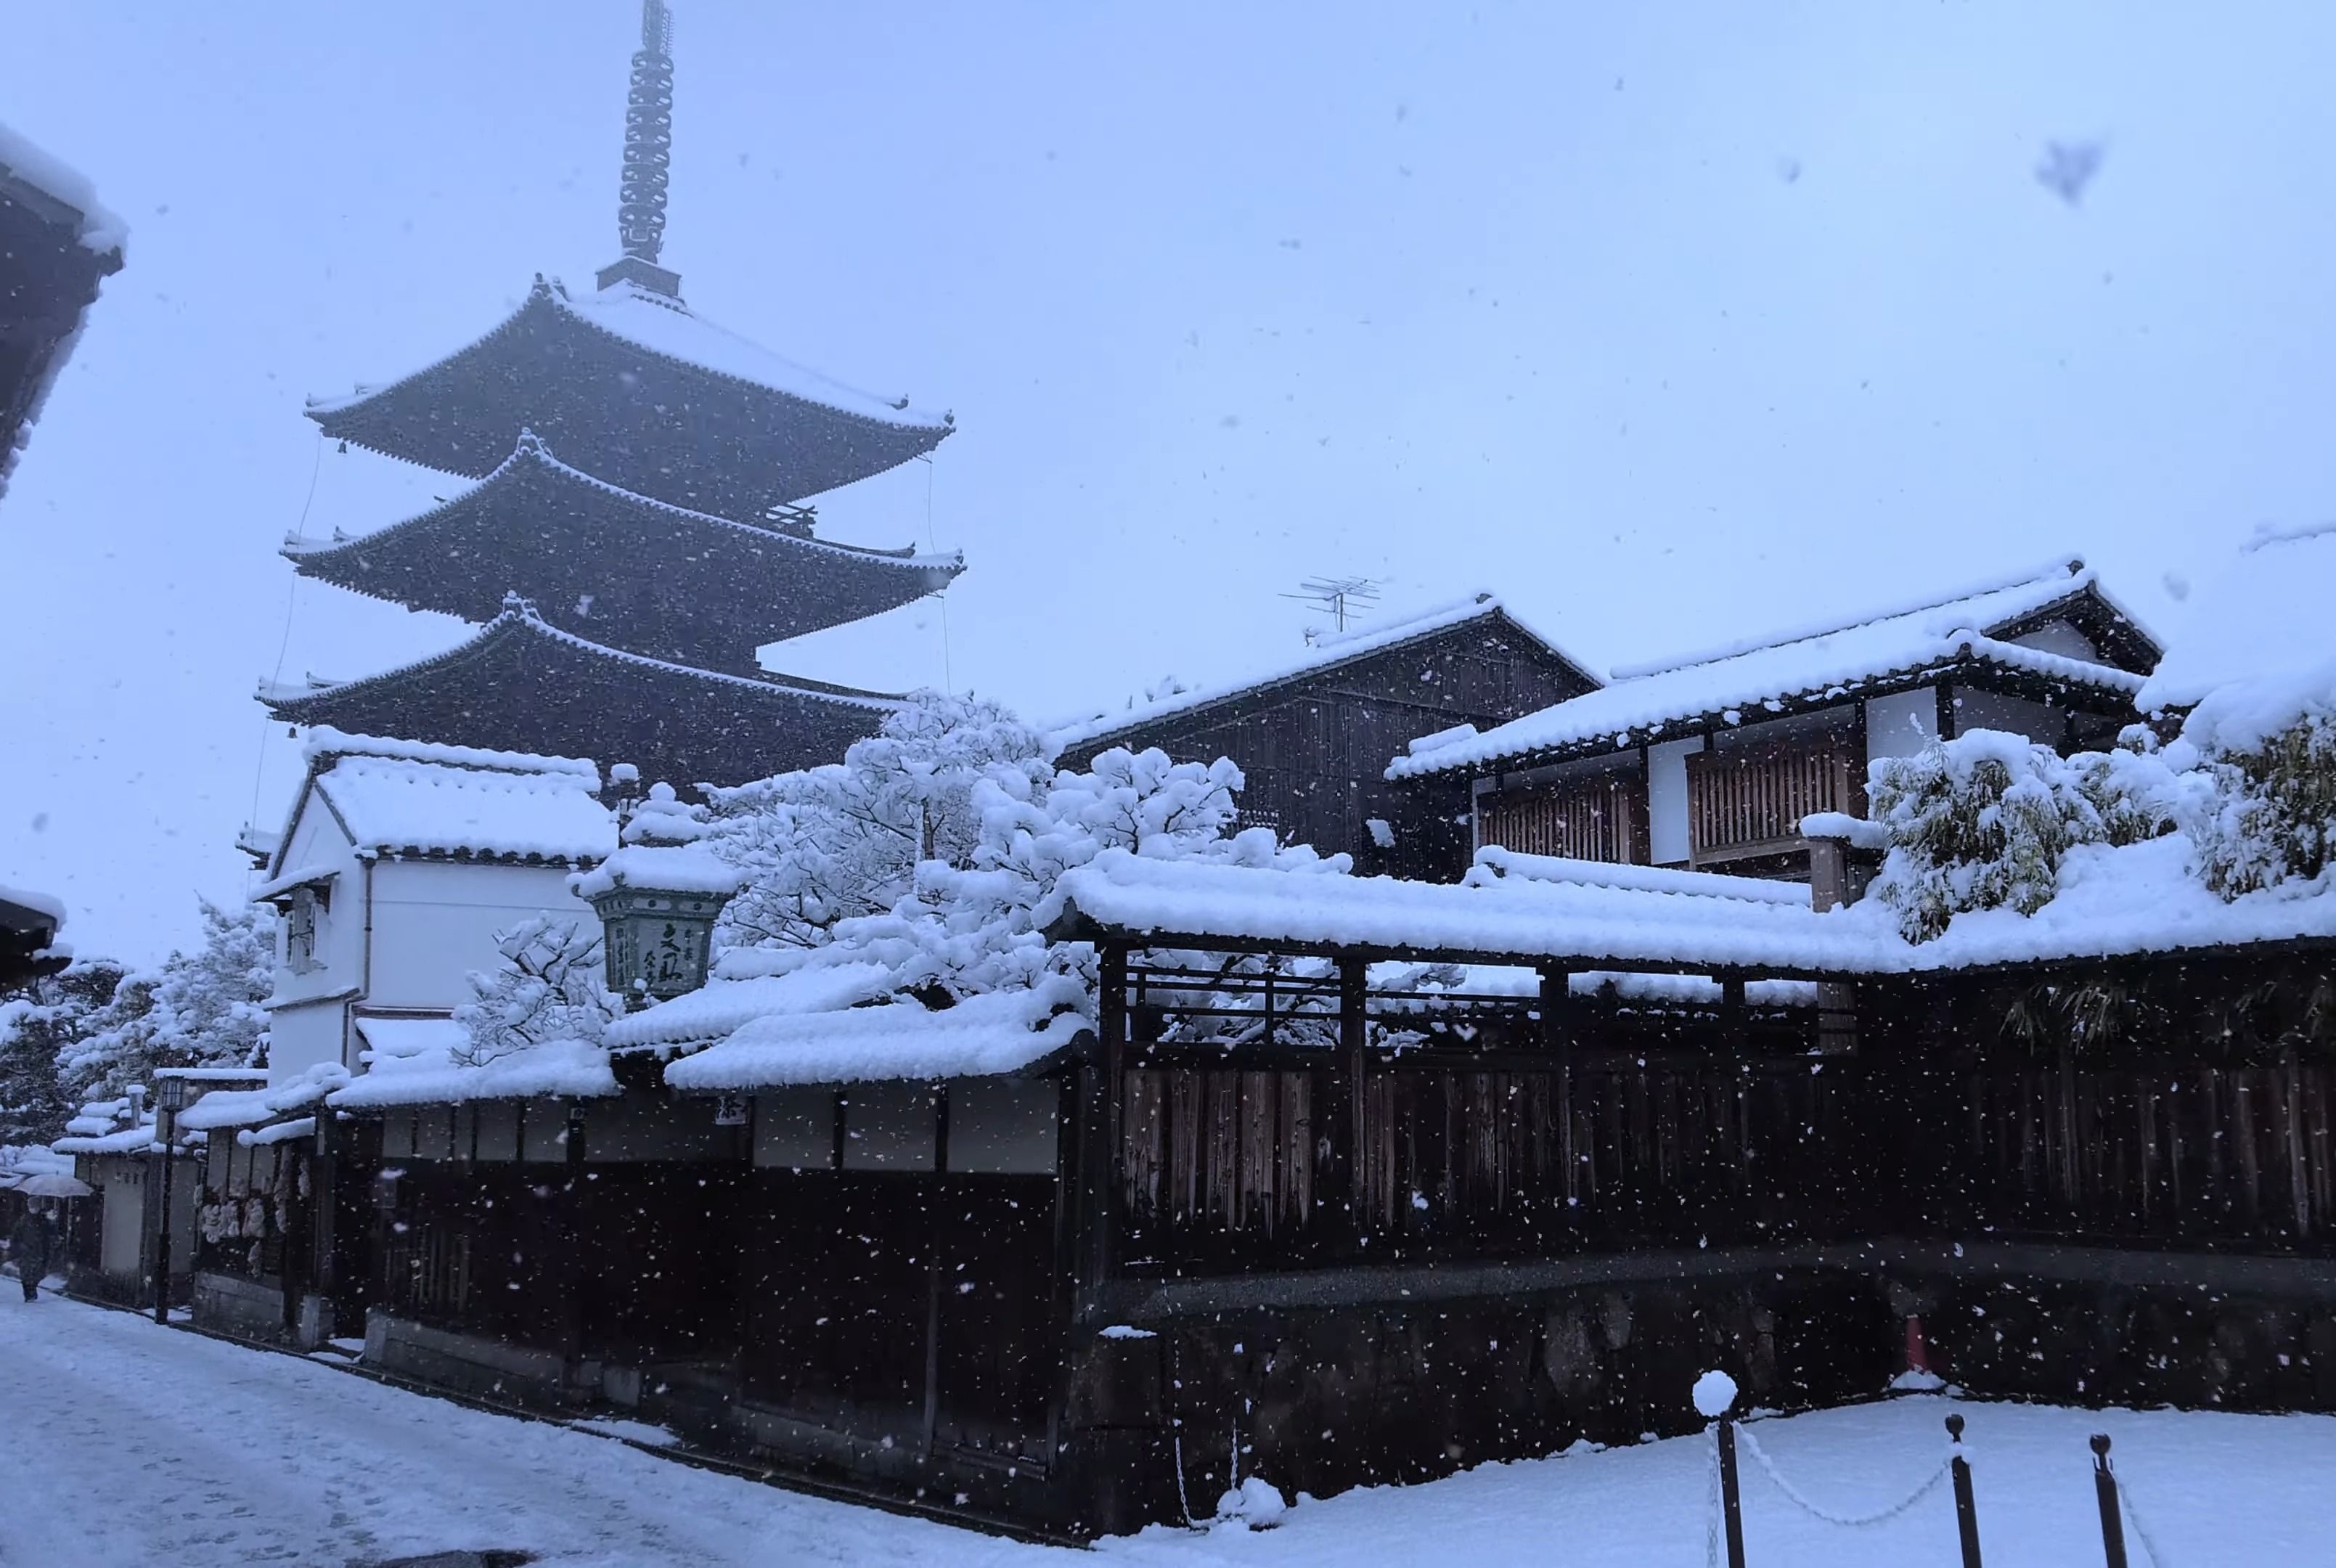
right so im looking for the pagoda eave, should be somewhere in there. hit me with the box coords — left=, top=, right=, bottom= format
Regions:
left=279, top=434, right=963, bottom=672
left=260, top=608, right=901, bottom=790
left=306, top=280, right=953, bottom=513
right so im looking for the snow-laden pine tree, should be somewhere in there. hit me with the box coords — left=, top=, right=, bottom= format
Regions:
left=146, top=898, right=277, bottom=1071
left=814, top=745, right=1347, bottom=1000
left=708, top=692, right=1052, bottom=951
left=1868, top=728, right=2184, bottom=942
left=0, top=958, right=126, bottom=1144
left=54, top=900, right=277, bottom=1101
left=454, top=916, right=620, bottom=1066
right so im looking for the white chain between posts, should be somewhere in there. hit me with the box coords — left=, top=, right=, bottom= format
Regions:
left=2113, top=1471, right=2170, bottom=1568
left=1733, top=1424, right=1956, bottom=1530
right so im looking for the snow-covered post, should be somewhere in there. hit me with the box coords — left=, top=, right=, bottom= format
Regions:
left=1694, top=1369, right=1747, bottom=1568
left=1945, top=1413, right=1982, bottom=1568
left=2090, top=1434, right=2128, bottom=1568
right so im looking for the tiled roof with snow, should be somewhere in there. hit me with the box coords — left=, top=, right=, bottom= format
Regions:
left=313, top=753, right=614, bottom=864
left=1051, top=838, right=2336, bottom=978
left=0, top=121, right=128, bottom=254
left=177, top=1064, right=348, bottom=1133
left=308, top=280, right=949, bottom=432
left=301, top=727, right=599, bottom=779
left=1052, top=592, right=1598, bottom=754
left=661, top=976, right=1090, bottom=1090
left=603, top=958, right=899, bottom=1053
left=2139, top=523, right=2336, bottom=714
left=1391, top=558, right=2147, bottom=779
left=328, top=1016, right=617, bottom=1108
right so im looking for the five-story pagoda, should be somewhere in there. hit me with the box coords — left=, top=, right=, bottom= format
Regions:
left=264, top=1, right=963, bottom=788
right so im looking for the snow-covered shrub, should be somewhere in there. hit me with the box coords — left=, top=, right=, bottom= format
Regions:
left=708, top=692, right=1051, bottom=951
left=2066, top=725, right=2194, bottom=851
left=1868, top=730, right=2106, bottom=942
left=453, top=916, right=621, bottom=1066
left=2185, top=677, right=2336, bottom=898
left=812, top=746, right=1347, bottom=1002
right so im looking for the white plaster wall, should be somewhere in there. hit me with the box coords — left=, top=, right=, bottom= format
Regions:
left=266, top=1003, right=350, bottom=1080
left=1864, top=687, right=1940, bottom=764
left=264, top=803, right=364, bottom=1010
left=1645, top=737, right=1704, bottom=865
left=2005, top=618, right=2098, bottom=663
left=1951, top=688, right=2067, bottom=746
left=365, top=860, right=595, bottom=1010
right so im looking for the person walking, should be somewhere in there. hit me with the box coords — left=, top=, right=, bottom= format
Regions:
left=8, top=1204, right=57, bottom=1302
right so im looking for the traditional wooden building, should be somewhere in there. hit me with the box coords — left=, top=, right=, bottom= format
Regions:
left=267, top=1, right=957, bottom=788
left=1053, top=594, right=1601, bottom=878
left=1392, top=558, right=2158, bottom=881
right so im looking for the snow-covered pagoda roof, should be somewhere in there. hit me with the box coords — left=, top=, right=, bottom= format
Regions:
left=2139, top=522, right=2336, bottom=715
left=258, top=599, right=903, bottom=792
left=0, top=121, right=127, bottom=255
left=1391, top=557, right=2159, bottom=779
left=1051, top=592, right=1601, bottom=755
left=282, top=430, right=963, bottom=676
left=307, top=277, right=953, bottom=515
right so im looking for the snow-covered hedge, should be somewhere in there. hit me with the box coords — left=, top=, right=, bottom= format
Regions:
left=2185, top=669, right=2336, bottom=898
left=1868, top=727, right=2189, bottom=943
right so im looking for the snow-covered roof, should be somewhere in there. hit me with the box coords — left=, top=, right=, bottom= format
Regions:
left=2139, top=523, right=2336, bottom=714
left=662, top=978, right=1090, bottom=1090
left=249, top=865, right=338, bottom=903
left=301, top=727, right=600, bottom=780
left=1467, top=846, right=1812, bottom=907
left=1052, top=836, right=2336, bottom=979
left=301, top=747, right=615, bottom=865
left=1391, top=558, right=2151, bottom=779
left=1050, top=592, right=1598, bottom=754
left=602, top=959, right=899, bottom=1053
left=266, top=601, right=904, bottom=716
left=0, top=121, right=128, bottom=253
left=282, top=428, right=961, bottom=578
left=569, top=784, right=740, bottom=902
left=330, top=1016, right=617, bottom=1108
left=176, top=1064, right=347, bottom=1133
left=308, top=278, right=948, bottom=433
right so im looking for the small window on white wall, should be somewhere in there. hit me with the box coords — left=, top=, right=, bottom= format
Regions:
left=285, top=886, right=322, bottom=972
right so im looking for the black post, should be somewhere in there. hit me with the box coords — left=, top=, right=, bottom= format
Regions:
left=1946, top=1413, right=1982, bottom=1568
left=2091, top=1434, right=2128, bottom=1568
left=152, top=1109, right=176, bottom=1325
left=1716, top=1416, right=1748, bottom=1568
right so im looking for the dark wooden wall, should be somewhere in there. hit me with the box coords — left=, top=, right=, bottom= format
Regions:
left=1058, top=614, right=1595, bottom=878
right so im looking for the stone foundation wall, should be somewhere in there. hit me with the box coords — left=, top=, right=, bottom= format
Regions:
left=192, top=1270, right=327, bottom=1349
left=364, top=1314, right=584, bottom=1410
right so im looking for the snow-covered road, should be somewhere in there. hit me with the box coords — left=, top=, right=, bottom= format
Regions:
left=7, top=1291, right=2336, bottom=1566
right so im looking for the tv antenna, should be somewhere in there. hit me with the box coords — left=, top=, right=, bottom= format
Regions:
left=1283, top=575, right=1382, bottom=637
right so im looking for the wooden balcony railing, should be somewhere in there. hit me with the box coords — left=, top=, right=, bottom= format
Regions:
left=1684, top=735, right=1858, bottom=865
left=1477, top=772, right=1643, bottom=864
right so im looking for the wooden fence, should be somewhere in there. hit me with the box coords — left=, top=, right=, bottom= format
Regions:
left=1686, top=735, right=1860, bottom=865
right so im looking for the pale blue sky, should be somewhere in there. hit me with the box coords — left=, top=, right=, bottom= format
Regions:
left=6, top=1, right=2333, bottom=960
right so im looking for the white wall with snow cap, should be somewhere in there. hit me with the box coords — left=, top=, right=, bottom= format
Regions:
left=261, top=804, right=365, bottom=1014
left=1950, top=689, right=2064, bottom=746
left=2005, top=619, right=2099, bottom=663
left=1863, top=687, right=1939, bottom=764
left=365, top=859, right=595, bottom=1012
left=1645, top=737, right=1703, bottom=865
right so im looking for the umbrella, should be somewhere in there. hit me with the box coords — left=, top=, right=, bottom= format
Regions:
left=15, top=1173, right=92, bottom=1199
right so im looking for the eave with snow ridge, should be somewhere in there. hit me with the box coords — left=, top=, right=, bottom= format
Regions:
left=282, top=430, right=963, bottom=677
left=1052, top=592, right=1603, bottom=758
left=306, top=276, right=952, bottom=515
left=1389, top=558, right=2160, bottom=780
left=259, top=599, right=904, bottom=791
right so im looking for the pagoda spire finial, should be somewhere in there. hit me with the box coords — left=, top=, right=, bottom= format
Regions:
left=600, top=0, right=683, bottom=298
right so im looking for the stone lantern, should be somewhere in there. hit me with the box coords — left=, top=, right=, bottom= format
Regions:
left=574, top=780, right=741, bottom=1010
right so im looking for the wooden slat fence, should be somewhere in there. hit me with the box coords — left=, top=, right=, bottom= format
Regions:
left=1685, top=735, right=1858, bottom=863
